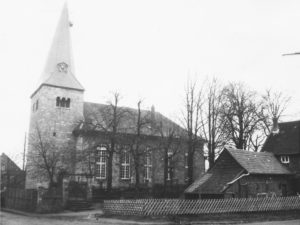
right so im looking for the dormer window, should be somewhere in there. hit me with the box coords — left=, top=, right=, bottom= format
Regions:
left=56, top=97, right=71, bottom=108
left=280, top=155, right=290, bottom=164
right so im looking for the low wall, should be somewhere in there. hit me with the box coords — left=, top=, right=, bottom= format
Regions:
left=103, top=196, right=300, bottom=216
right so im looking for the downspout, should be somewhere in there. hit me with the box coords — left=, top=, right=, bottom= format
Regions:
left=227, top=172, right=250, bottom=186
left=221, top=172, right=250, bottom=195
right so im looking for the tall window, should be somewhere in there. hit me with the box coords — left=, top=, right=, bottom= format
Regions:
left=121, top=150, right=130, bottom=180
left=144, top=151, right=152, bottom=181
left=95, top=146, right=107, bottom=179
left=167, top=151, right=173, bottom=181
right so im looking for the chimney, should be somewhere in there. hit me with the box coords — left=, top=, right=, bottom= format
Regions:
left=151, top=105, right=155, bottom=122
left=272, top=117, right=279, bottom=134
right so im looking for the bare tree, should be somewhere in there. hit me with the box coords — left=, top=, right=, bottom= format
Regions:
left=155, top=121, right=183, bottom=190
left=128, top=100, right=151, bottom=189
left=200, top=78, right=226, bottom=169
left=262, top=89, right=291, bottom=135
left=220, top=82, right=265, bottom=151
left=27, top=125, right=69, bottom=188
left=81, top=92, right=128, bottom=191
left=181, top=80, right=204, bottom=185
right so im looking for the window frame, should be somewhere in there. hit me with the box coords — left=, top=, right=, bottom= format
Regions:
left=95, top=146, right=107, bottom=179
left=167, top=151, right=173, bottom=181
left=121, top=150, right=130, bottom=180
left=144, top=150, right=152, bottom=182
left=280, top=155, right=290, bottom=164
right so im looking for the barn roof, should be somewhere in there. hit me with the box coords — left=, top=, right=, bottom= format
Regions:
left=74, top=102, right=190, bottom=138
left=185, top=148, right=291, bottom=194
left=226, top=147, right=291, bottom=174
left=262, top=120, right=300, bottom=155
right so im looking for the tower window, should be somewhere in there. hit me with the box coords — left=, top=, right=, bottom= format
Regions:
left=56, top=97, right=60, bottom=107
left=56, top=97, right=71, bottom=108
left=32, top=100, right=39, bottom=112
left=61, top=98, right=66, bottom=107
left=66, top=98, right=70, bottom=108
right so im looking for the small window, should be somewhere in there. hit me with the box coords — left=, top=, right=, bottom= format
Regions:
left=53, top=132, right=56, bottom=137
left=36, top=100, right=39, bottom=110
left=66, top=98, right=70, bottom=108
left=61, top=98, right=66, bottom=107
left=280, top=156, right=290, bottom=164
left=56, top=97, right=60, bottom=107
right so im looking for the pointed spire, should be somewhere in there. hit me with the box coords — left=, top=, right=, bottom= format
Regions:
left=33, top=2, right=84, bottom=96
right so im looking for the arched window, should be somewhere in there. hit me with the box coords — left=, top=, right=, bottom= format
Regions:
left=144, top=148, right=152, bottom=182
left=66, top=98, right=70, bottom=108
left=56, top=97, right=60, bottom=107
left=121, top=149, right=130, bottom=180
left=95, top=146, right=107, bottom=179
left=61, top=98, right=66, bottom=107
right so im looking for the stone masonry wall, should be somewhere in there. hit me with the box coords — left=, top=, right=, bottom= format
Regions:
left=26, top=85, right=84, bottom=189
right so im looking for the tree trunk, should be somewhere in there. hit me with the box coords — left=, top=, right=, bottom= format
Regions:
left=187, top=142, right=194, bottom=185
left=135, top=162, right=140, bottom=189
left=106, top=152, right=113, bottom=191
left=208, top=142, right=215, bottom=169
left=163, top=149, right=168, bottom=193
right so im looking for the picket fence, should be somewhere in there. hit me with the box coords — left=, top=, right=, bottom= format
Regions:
left=103, top=196, right=300, bottom=216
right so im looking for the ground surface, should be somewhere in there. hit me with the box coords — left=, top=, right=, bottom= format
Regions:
left=0, top=211, right=160, bottom=225
left=1, top=210, right=300, bottom=225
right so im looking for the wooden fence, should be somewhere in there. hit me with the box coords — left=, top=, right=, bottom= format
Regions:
left=3, top=188, right=37, bottom=212
left=103, top=196, right=300, bottom=216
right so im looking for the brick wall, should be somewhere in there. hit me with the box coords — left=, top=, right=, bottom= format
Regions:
left=75, top=134, right=205, bottom=190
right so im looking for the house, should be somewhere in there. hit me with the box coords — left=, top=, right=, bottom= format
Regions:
left=185, top=147, right=292, bottom=199
left=25, top=4, right=205, bottom=198
left=0, top=153, right=25, bottom=190
left=262, top=120, right=300, bottom=194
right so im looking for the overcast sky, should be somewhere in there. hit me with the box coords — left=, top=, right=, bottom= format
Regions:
left=2, top=0, right=300, bottom=166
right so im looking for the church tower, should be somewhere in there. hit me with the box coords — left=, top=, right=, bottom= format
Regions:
left=26, top=4, right=84, bottom=188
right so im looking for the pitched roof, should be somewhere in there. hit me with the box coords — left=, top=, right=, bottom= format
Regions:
left=185, top=150, right=244, bottom=194
left=32, top=3, right=84, bottom=97
left=185, top=148, right=291, bottom=194
left=74, top=102, right=187, bottom=138
left=262, top=120, right=300, bottom=155
left=226, top=147, right=291, bottom=174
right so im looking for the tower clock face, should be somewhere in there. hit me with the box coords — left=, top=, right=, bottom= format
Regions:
left=57, top=62, right=68, bottom=73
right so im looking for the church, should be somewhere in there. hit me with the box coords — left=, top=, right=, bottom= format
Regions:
left=25, top=4, right=205, bottom=197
